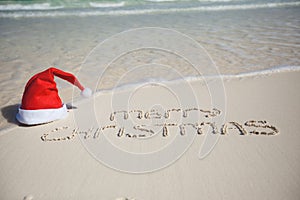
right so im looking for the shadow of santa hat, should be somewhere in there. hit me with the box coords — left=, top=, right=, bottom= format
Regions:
left=16, top=67, right=92, bottom=125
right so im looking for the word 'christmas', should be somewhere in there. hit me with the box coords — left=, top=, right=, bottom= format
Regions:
left=41, top=107, right=279, bottom=142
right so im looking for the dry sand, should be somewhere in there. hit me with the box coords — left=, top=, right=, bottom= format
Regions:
left=0, top=70, right=299, bottom=199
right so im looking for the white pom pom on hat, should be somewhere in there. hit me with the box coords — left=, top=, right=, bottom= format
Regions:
left=81, top=87, right=92, bottom=98
left=16, top=67, right=92, bottom=125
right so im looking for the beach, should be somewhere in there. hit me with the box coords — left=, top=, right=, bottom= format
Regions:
left=0, top=0, right=300, bottom=199
left=1, top=70, right=300, bottom=199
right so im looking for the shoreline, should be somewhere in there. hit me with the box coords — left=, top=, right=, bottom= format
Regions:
left=94, top=65, right=300, bottom=93
left=1, top=1, right=300, bottom=18
left=1, top=66, right=299, bottom=133
left=1, top=68, right=299, bottom=135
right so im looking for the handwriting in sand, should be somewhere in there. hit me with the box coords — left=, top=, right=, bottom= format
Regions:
left=41, top=107, right=279, bottom=142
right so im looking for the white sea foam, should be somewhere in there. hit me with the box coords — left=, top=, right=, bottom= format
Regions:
left=89, top=1, right=125, bottom=8
left=198, top=0, right=239, bottom=2
left=0, top=1, right=299, bottom=18
left=198, top=0, right=243, bottom=3
left=148, top=0, right=238, bottom=2
left=224, top=65, right=300, bottom=79
left=95, top=66, right=300, bottom=94
left=183, top=65, right=300, bottom=82
left=0, top=3, right=63, bottom=11
left=146, top=0, right=177, bottom=2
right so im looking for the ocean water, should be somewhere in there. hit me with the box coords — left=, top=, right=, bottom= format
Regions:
left=0, top=0, right=299, bottom=130
left=0, top=0, right=300, bottom=17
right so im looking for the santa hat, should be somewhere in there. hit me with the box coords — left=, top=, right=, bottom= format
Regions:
left=16, top=67, right=92, bottom=125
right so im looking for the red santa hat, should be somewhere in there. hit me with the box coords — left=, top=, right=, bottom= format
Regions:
left=16, top=67, right=92, bottom=125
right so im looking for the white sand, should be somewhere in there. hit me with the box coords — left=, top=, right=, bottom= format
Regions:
left=0, top=70, right=299, bottom=199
